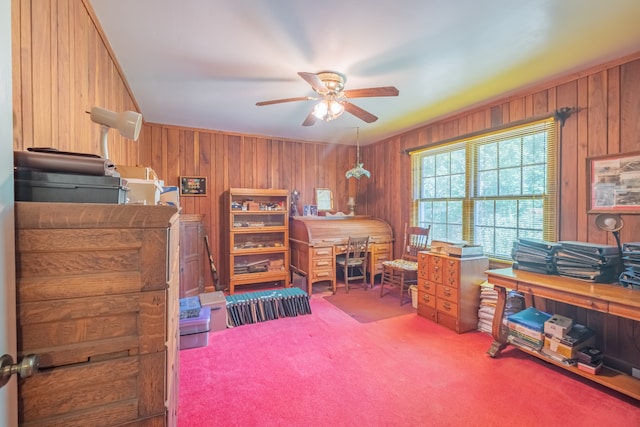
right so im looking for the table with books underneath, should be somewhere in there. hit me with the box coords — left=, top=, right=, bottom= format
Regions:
left=485, top=267, right=640, bottom=401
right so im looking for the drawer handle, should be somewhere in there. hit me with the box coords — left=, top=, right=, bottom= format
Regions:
left=443, top=288, right=451, bottom=297
left=433, top=266, right=439, bottom=271
left=317, top=272, right=329, bottom=277
left=317, top=261, right=329, bottom=266
left=423, top=294, right=430, bottom=302
left=317, top=251, right=330, bottom=256
left=443, top=301, right=451, bottom=311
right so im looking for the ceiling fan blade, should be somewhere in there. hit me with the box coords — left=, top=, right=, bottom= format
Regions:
left=302, top=111, right=317, bottom=126
left=343, top=86, right=399, bottom=98
left=298, top=72, right=328, bottom=93
left=256, top=96, right=314, bottom=106
left=342, top=101, right=378, bottom=123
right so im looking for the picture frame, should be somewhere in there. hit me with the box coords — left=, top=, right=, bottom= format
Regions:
left=315, top=188, right=333, bottom=212
left=180, top=176, right=207, bottom=196
left=587, top=151, right=640, bottom=213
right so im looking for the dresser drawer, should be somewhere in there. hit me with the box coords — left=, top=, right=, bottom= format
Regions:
left=418, top=290, right=436, bottom=309
left=418, top=279, right=436, bottom=295
left=442, top=270, right=459, bottom=288
left=437, top=311, right=458, bottom=332
left=436, top=284, right=459, bottom=302
left=429, top=256, right=444, bottom=283
left=417, top=304, right=437, bottom=322
left=436, top=298, right=458, bottom=316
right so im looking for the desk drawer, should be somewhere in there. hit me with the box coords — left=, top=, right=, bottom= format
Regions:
left=437, top=284, right=459, bottom=302
left=311, top=268, right=334, bottom=281
left=312, top=247, right=333, bottom=258
left=374, top=243, right=392, bottom=254
left=312, top=258, right=333, bottom=269
left=517, top=283, right=608, bottom=312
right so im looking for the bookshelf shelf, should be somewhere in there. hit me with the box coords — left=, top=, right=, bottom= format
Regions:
left=486, top=268, right=640, bottom=401
left=509, top=341, right=640, bottom=401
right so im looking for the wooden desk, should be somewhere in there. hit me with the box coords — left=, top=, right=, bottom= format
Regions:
left=289, top=216, right=393, bottom=294
left=486, top=267, right=640, bottom=400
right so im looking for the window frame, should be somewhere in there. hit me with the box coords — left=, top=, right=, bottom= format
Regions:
left=410, top=117, right=558, bottom=261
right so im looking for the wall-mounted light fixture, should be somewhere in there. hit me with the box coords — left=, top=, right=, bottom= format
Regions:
left=89, top=107, right=143, bottom=159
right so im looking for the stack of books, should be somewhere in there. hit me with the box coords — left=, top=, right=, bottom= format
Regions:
left=577, top=347, right=604, bottom=374
left=506, top=307, right=552, bottom=350
left=556, top=241, right=620, bottom=282
left=511, top=238, right=560, bottom=274
left=541, top=321, right=596, bottom=364
left=619, top=242, right=640, bottom=290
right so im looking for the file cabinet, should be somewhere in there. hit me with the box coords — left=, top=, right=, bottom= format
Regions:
left=417, top=251, right=488, bottom=333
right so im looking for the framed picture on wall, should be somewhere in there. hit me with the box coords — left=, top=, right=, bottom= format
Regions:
left=315, top=188, right=333, bottom=212
left=180, top=176, right=207, bottom=196
left=587, top=151, right=640, bottom=213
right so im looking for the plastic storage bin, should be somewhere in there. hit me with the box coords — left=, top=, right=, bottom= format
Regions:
left=180, top=307, right=211, bottom=350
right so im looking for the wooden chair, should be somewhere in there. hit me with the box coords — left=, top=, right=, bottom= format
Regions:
left=380, top=224, right=430, bottom=305
left=335, top=236, right=370, bottom=293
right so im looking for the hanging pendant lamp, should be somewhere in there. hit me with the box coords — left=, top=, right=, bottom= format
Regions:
left=345, top=127, right=371, bottom=179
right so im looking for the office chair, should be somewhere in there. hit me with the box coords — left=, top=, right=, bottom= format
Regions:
left=335, top=236, right=370, bottom=293
left=380, top=224, right=430, bottom=305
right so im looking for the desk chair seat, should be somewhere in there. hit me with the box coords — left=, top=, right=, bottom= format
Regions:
left=335, top=236, right=370, bottom=293
left=380, top=224, right=430, bottom=305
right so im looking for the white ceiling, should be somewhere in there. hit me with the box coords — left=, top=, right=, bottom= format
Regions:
left=89, top=0, right=640, bottom=146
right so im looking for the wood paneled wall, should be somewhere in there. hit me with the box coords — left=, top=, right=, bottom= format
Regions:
left=12, top=0, right=640, bottom=375
left=138, top=125, right=358, bottom=291
left=12, top=0, right=140, bottom=165
left=361, top=53, right=640, bottom=372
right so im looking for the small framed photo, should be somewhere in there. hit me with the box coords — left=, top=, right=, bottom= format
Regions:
left=587, top=151, right=640, bottom=213
left=315, top=188, right=333, bottom=212
left=180, top=176, right=207, bottom=196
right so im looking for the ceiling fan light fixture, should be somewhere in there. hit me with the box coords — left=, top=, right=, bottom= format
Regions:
left=312, top=97, right=344, bottom=121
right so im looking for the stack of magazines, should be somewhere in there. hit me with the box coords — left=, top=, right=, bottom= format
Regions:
left=556, top=241, right=620, bottom=283
left=511, top=238, right=561, bottom=274
left=619, top=242, right=640, bottom=290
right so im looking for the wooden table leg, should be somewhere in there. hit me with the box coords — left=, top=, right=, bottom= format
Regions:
left=487, top=285, right=509, bottom=357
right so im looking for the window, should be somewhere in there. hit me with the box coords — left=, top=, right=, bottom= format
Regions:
left=410, top=118, right=557, bottom=261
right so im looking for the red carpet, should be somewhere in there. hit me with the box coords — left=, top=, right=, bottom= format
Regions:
left=178, top=293, right=640, bottom=426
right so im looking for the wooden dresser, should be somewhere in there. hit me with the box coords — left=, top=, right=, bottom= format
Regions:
left=14, top=202, right=180, bottom=427
left=289, top=216, right=393, bottom=294
left=417, top=251, right=488, bottom=333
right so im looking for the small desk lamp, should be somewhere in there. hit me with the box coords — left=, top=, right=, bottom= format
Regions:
left=89, top=107, right=143, bottom=159
left=595, top=213, right=624, bottom=273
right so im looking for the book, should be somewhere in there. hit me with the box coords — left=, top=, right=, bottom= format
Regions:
left=577, top=360, right=603, bottom=375
left=559, top=241, right=620, bottom=256
left=507, top=307, right=552, bottom=332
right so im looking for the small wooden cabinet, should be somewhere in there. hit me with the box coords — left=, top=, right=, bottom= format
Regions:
left=179, top=213, right=205, bottom=298
left=226, top=188, right=290, bottom=294
left=417, top=251, right=488, bottom=333
left=15, top=202, right=180, bottom=426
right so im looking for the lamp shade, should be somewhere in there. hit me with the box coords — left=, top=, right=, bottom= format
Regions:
left=90, top=107, right=142, bottom=141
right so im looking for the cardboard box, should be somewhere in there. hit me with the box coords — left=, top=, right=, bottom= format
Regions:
left=544, top=314, right=573, bottom=338
left=116, top=164, right=158, bottom=181
left=124, top=178, right=163, bottom=205
left=544, top=332, right=596, bottom=359
left=199, top=291, right=227, bottom=331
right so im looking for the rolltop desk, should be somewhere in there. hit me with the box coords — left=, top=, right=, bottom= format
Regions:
left=289, top=216, right=393, bottom=294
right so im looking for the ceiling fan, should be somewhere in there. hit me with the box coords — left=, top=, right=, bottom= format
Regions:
left=256, top=71, right=399, bottom=126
